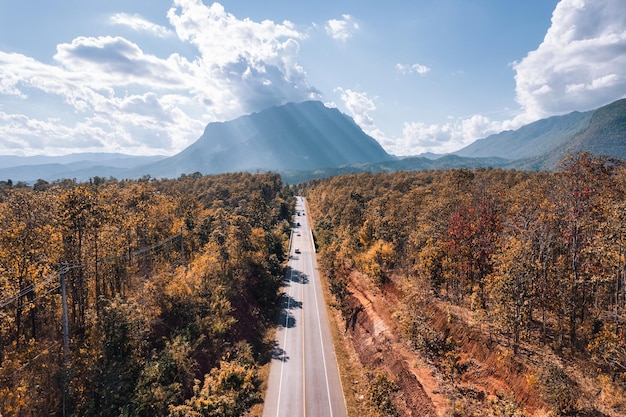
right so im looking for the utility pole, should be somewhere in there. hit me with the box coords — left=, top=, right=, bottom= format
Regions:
left=60, top=264, right=69, bottom=417
left=180, top=228, right=186, bottom=268
left=61, top=266, right=69, bottom=356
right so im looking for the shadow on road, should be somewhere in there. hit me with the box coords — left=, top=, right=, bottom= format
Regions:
left=280, top=293, right=302, bottom=310
left=271, top=340, right=289, bottom=362
left=270, top=266, right=310, bottom=361
left=277, top=308, right=296, bottom=329
left=277, top=293, right=301, bottom=329
left=285, top=266, right=309, bottom=285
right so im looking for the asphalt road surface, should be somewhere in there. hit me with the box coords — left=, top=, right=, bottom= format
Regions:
left=263, top=196, right=348, bottom=417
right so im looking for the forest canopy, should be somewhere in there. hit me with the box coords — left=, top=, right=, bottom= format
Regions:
left=0, top=172, right=294, bottom=417
left=300, top=152, right=626, bottom=416
left=3, top=151, right=626, bottom=416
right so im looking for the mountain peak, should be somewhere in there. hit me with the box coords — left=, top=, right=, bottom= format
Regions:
left=144, top=100, right=393, bottom=178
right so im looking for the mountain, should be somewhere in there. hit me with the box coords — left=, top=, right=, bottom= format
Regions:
left=454, top=98, right=626, bottom=169
left=0, top=153, right=166, bottom=183
left=131, top=100, right=394, bottom=178
left=0, top=101, right=392, bottom=183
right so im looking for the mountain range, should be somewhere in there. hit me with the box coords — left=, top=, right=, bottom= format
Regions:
left=1, top=98, right=625, bottom=183
left=454, top=98, right=626, bottom=170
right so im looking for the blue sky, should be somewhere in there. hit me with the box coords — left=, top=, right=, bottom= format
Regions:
left=1, top=0, right=625, bottom=156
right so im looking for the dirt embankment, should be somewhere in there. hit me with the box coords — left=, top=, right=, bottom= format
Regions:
left=344, top=274, right=444, bottom=416
left=341, top=272, right=550, bottom=416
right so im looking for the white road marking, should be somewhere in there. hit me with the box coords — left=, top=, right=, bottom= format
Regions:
left=275, top=265, right=293, bottom=417
left=309, top=251, right=334, bottom=417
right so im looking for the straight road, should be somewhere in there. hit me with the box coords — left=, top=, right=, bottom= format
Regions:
left=263, top=196, right=347, bottom=417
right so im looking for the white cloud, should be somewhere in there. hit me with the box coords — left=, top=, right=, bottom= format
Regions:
left=513, top=0, right=626, bottom=121
left=0, top=1, right=319, bottom=155
left=384, top=115, right=506, bottom=156
left=325, top=14, right=359, bottom=42
left=110, top=13, right=173, bottom=38
left=376, top=0, right=626, bottom=156
left=0, top=37, right=206, bottom=155
left=396, top=63, right=431, bottom=76
left=53, top=36, right=184, bottom=88
left=167, top=0, right=318, bottom=114
left=335, top=87, right=513, bottom=156
left=336, top=88, right=376, bottom=129
left=168, top=1, right=304, bottom=67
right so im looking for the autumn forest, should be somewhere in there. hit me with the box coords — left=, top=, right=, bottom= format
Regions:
left=0, top=172, right=293, bottom=416
left=1, top=152, right=626, bottom=416
left=300, top=152, right=626, bottom=416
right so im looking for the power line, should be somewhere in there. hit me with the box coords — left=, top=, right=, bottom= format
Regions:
left=2, top=341, right=60, bottom=380
left=0, top=231, right=183, bottom=311
left=0, top=229, right=186, bottom=394
left=0, top=273, right=60, bottom=309
left=70, top=231, right=182, bottom=270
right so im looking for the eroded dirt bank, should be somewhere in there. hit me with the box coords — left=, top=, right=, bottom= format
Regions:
left=343, top=274, right=442, bottom=416
left=339, top=272, right=550, bottom=417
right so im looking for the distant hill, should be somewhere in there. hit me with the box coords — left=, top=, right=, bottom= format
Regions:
left=0, top=153, right=166, bottom=183
left=131, top=100, right=394, bottom=178
left=454, top=98, right=626, bottom=170
left=279, top=155, right=511, bottom=184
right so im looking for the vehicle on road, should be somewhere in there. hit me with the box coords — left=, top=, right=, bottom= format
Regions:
left=295, top=248, right=301, bottom=254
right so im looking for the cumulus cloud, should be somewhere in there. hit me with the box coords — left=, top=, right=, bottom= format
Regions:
left=0, top=36, right=206, bottom=155
left=110, top=13, right=173, bottom=38
left=53, top=36, right=182, bottom=86
left=513, top=0, right=626, bottom=121
left=392, top=116, right=506, bottom=155
left=325, top=14, right=359, bottom=41
left=167, top=1, right=319, bottom=114
left=335, top=88, right=377, bottom=131
left=379, top=0, right=626, bottom=156
left=0, top=1, right=319, bottom=155
left=396, top=63, right=431, bottom=76
left=335, top=87, right=512, bottom=156
left=366, top=114, right=505, bottom=156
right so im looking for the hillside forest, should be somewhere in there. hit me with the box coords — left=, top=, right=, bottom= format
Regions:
left=0, top=172, right=293, bottom=416
left=300, top=152, right=626, bottom=416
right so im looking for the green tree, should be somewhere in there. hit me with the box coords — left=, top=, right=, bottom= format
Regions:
left=168, top=353, right=260, bottom=417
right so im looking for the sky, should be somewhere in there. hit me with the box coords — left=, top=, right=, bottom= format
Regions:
left=1, top=0, right=626, bottom=157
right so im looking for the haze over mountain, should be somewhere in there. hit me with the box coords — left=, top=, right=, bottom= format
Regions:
left=1, top=98, right=626, bottom=184
left=0, top=154, right=166, bottom=184
left=131, top=101, right=394, bottom=178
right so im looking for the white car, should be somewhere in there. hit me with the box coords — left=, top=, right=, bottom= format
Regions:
left=295, top=248, right=301, bottom=254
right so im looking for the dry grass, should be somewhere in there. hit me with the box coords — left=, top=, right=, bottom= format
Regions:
left=597, top=374, right=626, bottom=412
